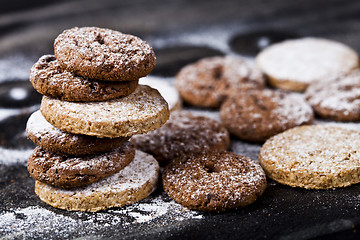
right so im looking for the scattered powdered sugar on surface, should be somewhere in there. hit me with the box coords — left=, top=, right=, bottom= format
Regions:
left=0, top=147, right=33, bottom=165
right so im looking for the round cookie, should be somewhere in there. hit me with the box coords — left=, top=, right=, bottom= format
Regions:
left=30, top=55, right=139, bottom=102
left=131, top=111, right=230, bottom=164
left=175, top=56, right=265, bottom=108
left=259, top=125, right=360, bottom=189
left=26, top=110, right=129, bottom=156
left=40, top=85, right=170, bottom=138
left=305, top=69, right=360, bottom=122
left=54, top=27, right=156, bottom=81
left=256, top=37, right=359, bottom=92
left=28, top=141, right=135, bottom=188
left=35, top=150, right=159, bottom=212
left=162, top=151, right=267, bottom=212
left=220, top=89, right=314, bottom=142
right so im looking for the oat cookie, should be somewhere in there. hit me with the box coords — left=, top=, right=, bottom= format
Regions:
left=28, top=141, right=135, bottom=188
left=220, top=89, right=314, bottom=142
left=54, top=27, right=156, bottom=81
left=259, top=125, right=360, bottom=189
left=256, top=37, right=359, bottom=92
left=35, top=150, right=159, bottom=212
left=40, top=85, right=170, bottom=138
left=305, top=70, right=360, bottom=121
left=175, top=56, right=265, bottom=108
left=26, top=110, right=129, bottom=156
left=131, top=111, right=230, bottom=164
left=30, top=55, right=138, bottom=101
left=162, top=151, right=267, bottom=212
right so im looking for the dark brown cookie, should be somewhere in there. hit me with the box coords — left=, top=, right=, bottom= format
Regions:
left=175, top=56, right=265, bottom=108
left=131, top=111, right=230, bottom=164
left=26, top=110, right=129, bottom=156
left=27, top=141, right=135, bottom=188
left=220, top=89, right=314, bottom=142
left=305, top=70, right=360, bottom=122
left=162, top=151, right=267, bottom=212
left=30, top=55, right=139, bottom=102
left=54, top=27, right=156, bottom=81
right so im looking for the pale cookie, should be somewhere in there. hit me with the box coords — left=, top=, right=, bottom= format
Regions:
left=259, top=125, right=360, bottom=189
left=54, top=27, right=156, bottom=81
left=131, top=111, right=230, bottom=164
left=26, top=110, right=129, bottom=156
left=175, top=56, right=265, bottom=108
left=220, top=89, right=314, bottom=142
left=40, top=85, right=170, bottom=138
left=163, top=151, right=267, bottom=212
left=35, top=150, right=159, bottom=212
left=256, top=37, right=359, bottom=92
left=305, top=69, right=360, bottom=121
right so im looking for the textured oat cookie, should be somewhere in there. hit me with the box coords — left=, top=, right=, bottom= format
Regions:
left=305, top=69, right=360, bottom=122
left=26, top=110, right=129, bottom=156
left=35, top=150, right=159, bottom=212
left=28, top=142, right=135, bottom=188
left=30, top=55, right=138, bottom=101
left=175, top=56, right=265, bottom=108
left=54, top=27, right=156, bottom=81
left=220, top=89, right=314, bottom=142
left=131, top=111, right=230, bottom=164
left=162, top=151, right=267, bottom=212
left=40, top=85, right=170, bottom=138
left=256, top=37, right=359, bottom=92
left=259, top=125, right=360, bottom=189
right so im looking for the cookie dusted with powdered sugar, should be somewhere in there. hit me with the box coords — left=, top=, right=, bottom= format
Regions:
left=131, top=111, right=230, bottom=164
left=30, top=55, right=138, bottom=102
left=256, top=37, right=359, bottom=92
left=54, top=27, right=156, bottom=81
left=35, top=151, right=159, bottom=212
left=40, top=85, right=170, bottom=138
left=220, top=89, right=314, bottom=142
left=28, top=142, right=135, bottom=188
left=175, top=56, right=265, bottom=108
left=162, top=151, right=266, bottom=212
left=259, top=125, right=360, bottom=189
left=305, top=70, right=360, bottom=122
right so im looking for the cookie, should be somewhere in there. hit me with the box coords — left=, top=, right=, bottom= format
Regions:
left=34, top=150, right=159, bottom=212
left=220, top=89, right=314, bottom=142
left=139, top=76, right=182, bottom=111
left=305, top=69, right=360, bottom=122
left=40, top=85, right=170, bottom=138
left=175, top=56, right=265, bottom=108
left=131, top=111, right=230, bottom=164
left=162, top=151, right=267, bottom=212
left=256, top=37, right=359, bottom=92
left=26, top=110, right=129, bottom=156
left=54, top=27, right=156, bottom=81
left=30, top=55, right=138, bottom=102
left=259, top=125, right=360, bottom=189
left=28, top=141, right=135, bottom=188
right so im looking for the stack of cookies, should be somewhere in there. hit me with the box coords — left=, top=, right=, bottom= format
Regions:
left=26, top=27, right=169, bottom=212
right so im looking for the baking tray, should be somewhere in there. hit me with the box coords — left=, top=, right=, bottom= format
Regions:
left=1, top=0, right=360, bottom=239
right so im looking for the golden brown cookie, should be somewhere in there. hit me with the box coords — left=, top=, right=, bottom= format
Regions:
left=256, top=37, right=359, bottom=92
left=259, top=125, right=360, bottom=189
left=54, top=27, right=156, bottom=81
left=40, top=85, right=170, bottom=138
left=30, top=55, right=138, bottom=101
left=28, top=142, right=135, bottom=188
left=35, top=150, right=159, bottom=212
left=305, top=69, right=360, bottom=122
left=131, top=111, right=230, bottom=164
left=26, top=110, right=129, bottom=156
left=175, top=56, right=265, bottom=108
left=162, top=151, right=267, bottom=212
left=220, top=89, right=314, bottom=142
